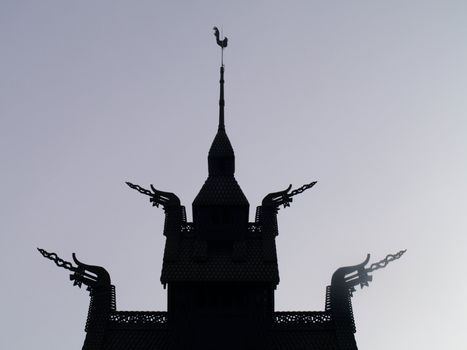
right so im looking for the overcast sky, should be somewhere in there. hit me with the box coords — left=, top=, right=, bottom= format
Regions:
left=1, top=1, right=466, bottom=349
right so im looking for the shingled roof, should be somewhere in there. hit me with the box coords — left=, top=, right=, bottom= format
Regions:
left=192, top=176, right=248, bottom=206
left=208, top=128, right=234, bottom=158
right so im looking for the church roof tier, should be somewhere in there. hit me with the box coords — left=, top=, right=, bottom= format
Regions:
left=161, top=236, right=279, bottom=284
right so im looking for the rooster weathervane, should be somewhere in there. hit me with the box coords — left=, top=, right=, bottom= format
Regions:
left=213, top=26, right=228, bottom=66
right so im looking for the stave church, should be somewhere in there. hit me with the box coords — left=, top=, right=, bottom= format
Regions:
left=39, top=28, right=404, bottom=350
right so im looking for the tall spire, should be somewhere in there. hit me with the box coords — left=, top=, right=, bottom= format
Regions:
left=207, top=64, right=234, bottom=177
left=192, top=27, right=240, bottom=179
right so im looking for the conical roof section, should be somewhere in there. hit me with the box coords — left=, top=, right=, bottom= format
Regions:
left=208, top=127, right=234, bottom=158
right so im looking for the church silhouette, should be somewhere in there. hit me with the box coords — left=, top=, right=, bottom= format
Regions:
left=39, top=29, right=405, bottom=350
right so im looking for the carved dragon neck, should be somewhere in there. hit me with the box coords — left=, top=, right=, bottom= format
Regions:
left=71, top=254, right=114, bottom=350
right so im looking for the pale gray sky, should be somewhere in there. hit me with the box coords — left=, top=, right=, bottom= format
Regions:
left=1, top=1, right=466, bottom=349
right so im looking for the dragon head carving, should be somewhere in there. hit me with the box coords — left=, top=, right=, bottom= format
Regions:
left=262, top=185, right=293, bottom=209
left=70, top=253, right=111, bottom=289
left=331, top=254, right=372, bottom=296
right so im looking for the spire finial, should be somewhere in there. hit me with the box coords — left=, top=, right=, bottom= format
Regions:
left=213, top=26, right=228, bottom=67
left=213, top=26, right=228, bottom=130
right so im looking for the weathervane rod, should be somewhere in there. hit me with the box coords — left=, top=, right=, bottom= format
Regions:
left=213, top=26, right=228, bottom=66
left=221, top=27, right=224, bottom=66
